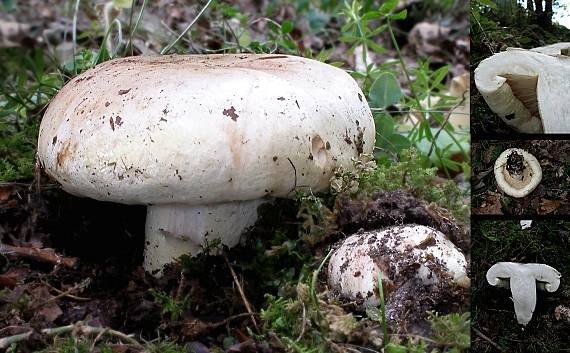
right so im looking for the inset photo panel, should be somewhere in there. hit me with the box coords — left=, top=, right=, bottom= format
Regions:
left=472, top=140, right=570, bottom=215
left=471, top=1, right=570, bottom=136
left=472, top=220, right=570, bottom=352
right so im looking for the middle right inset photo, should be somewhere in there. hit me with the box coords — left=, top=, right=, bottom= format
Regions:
left=473, top=140, right=570, bottom=215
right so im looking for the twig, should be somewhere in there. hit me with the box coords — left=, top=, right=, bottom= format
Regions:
left=0, top=244, right=79, bottom=269
left=33, top=278, right=92, bottom=310
left=222, top=253, right=260, bottom=333
left=0, top=322, right=142, bottom=350
left=42, top=280, right=92, bottom=301
left=473, top=327, right=504, bottom=352
left=210, top=312, right=260, bottom=328
left=160, top=0, right=214, bottom=54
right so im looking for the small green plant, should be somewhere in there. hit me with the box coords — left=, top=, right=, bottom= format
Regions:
left=149, top=289, right=189, bottom=321
left=341, top=0, right=468, bottom=174
left=146, top=339, right=186, bottom=353
left=331, top=149, right=469, bottom=223
left=36, top=336, right=113, bottom=353
left=428, top=311, right=471, bottom=351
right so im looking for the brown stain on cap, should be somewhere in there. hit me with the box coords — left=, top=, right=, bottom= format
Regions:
left=56, top=142, right=77, bottom=168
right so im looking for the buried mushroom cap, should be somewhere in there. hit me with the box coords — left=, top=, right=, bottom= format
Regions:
left=474, top=43, right=570, bottom=133
left=37, top=54, right=375, bottom=274
left=494, top=148, right=542, bottom=198
left=486, top=262, right=561, bottom=325
left=327, top=225, right=469, bottom=309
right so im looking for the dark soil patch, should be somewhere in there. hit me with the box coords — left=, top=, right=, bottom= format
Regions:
left=335, top=190, right=470, bottom=251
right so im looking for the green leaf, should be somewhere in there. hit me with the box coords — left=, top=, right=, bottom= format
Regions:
left=369, top=73, right=402, bottom=109
left=374, top=113, right=395, bottom=136
left=281, top=20, right=294, bottom=34
left=379, top=0, right=398, bottom=15
left=388, top=9, right=407, bottom=20
left=478, top=0, right=497, bottom=9
left=113, top=0, right=133, bottom=8
left=385, top=343, right=407, bottom=353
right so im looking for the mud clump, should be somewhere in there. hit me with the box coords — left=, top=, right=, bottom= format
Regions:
left=334, top=190, right=469, bottom=251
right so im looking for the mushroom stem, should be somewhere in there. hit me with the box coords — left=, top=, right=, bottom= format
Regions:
left=486, top=262, right=561, bottom=325
left=143, top=199, right=264, bottom=274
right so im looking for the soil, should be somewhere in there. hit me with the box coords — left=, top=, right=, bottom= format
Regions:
left=472, top=140, right=570, bottom=215
left=0, top=183, right=470, bottom=351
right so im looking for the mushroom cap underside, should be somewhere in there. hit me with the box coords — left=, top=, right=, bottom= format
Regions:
left=38, top=54, right=374, bottom=205
left=475, top=49, right=570, bottom=133
left=494, top=148, right=542, bottom=198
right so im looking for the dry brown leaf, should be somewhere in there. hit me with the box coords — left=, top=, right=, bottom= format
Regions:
left=473, top=191, right=503, bottom=215
left=539, top=198, right=566, bottom=214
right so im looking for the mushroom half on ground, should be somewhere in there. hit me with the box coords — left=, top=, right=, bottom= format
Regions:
left=37, top=54, right=375, bottom=275
left=494, top=148, right=542, bottom=198
left=474, top=43, right=570, bottom=133
left=327, top=225, right=469, bottom=311
left=486, top=262, right=561, bottom=325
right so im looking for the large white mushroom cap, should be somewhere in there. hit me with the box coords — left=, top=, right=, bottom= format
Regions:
left=494, top=148, right=542, bottom=198
left=37, top=54, right=375, bottom=273
left=327, top=225, right=469, bottom=308
left=38, top=54, right=373, bottom=204
left=474, top=44, right=570, bottom=133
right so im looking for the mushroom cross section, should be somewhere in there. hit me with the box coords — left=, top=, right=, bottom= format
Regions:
left=37, top=54, right=375, bottom=275
left=474, top=43, right=570, bottom=133
left=494, top=148, right=542, bottom=198
left=486, top=262, right=561, bottom=325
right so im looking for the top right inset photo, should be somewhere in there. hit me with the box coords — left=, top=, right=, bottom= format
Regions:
left=472, top=0, right=570, bottom=135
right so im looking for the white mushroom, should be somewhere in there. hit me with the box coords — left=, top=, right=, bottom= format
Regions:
left=37, top=54, right=375, bottom=275
left=327, top=225, right=469, bottom=308
left=494, top=148, right=542, bottom=198
left=520, top=220, right=533, bottom=229
left=486, top=262, right=561, bottom=325
left=474, top=43, right=570, bottom=133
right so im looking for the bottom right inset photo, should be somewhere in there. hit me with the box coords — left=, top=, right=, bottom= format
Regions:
left=472, top=220, right=570, bottom=352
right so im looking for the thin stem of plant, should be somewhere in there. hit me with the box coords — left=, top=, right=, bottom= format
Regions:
left=160, top=0, right=214, bottom=54
left=387, top=19, right=422, bottom=110
left=72, top=0, right=81, bottom=74
left=125, top=0, right=149, bottom=56
left=223, top=253, right=260, bottom=333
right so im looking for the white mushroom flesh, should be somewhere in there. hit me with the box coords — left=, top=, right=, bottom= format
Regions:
left=486, top=262, right=561, bottom=325
left=475, top=45, right=570, bottom=133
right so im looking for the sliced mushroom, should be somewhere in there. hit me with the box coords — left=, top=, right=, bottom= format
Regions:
left=486, top=262, right=561, bottom=325
left=474, top=44, right=570, bottom=133
left=494, top=148, right=542, bottom=198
